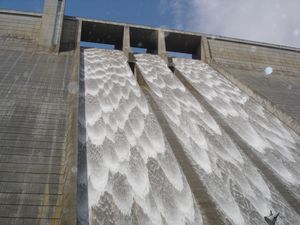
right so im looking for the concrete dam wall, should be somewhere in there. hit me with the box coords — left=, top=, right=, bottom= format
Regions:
left=0, top=48, right=78, bottom=225
left=0, top=3, right=300, bottom=225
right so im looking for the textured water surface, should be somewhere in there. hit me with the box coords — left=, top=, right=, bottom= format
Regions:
left=174, top=58, right=300, bottom=196
left=136, top=54, right=300, bottom=225
left=79, top=48, right=203, bottom=225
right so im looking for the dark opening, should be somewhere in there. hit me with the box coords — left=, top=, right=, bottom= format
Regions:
left=165, top=32, right=201, bottom=56
left=81, top=21, right=123, bottom=47
left=130, top=27, right=157, bottom=52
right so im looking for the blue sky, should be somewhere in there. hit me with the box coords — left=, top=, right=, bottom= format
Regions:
left=66, top=0, right=176, bottom=29
left=0, top=0, right=180, bottom=30
left=0, top=0, right=44, bottom=13
left=1, top=0, right=299, bottom=47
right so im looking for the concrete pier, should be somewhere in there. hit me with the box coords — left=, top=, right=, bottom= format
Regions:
left=39, top=0, right=66, bottom=52
left=122, top=25, right=131, bottom=58
left=158, top=29, right=168, bottom=61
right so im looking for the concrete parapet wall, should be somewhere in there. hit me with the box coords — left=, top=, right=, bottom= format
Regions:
left=0, top=10, right=42, bottom=42
left=208, top=38, right=300, bottom=70
left=0, top=10, right=78, bottom=52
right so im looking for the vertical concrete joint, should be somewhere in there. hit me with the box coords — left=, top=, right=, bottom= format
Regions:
left=122, top=25, right=131, bottom=58
left=201, top=36, right=211, bottom=62
left=76, top=20, right=83, bottom=49
left=157, top=29, right=168, bottom=61
left=39, top=0, right=66, bottom=52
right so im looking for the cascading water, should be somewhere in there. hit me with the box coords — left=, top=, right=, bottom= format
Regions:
left=173, top=58, right=300, bottom=199
left=135, top=54, right=300, bottom=225
left=79, top=48, right=203, bottom=225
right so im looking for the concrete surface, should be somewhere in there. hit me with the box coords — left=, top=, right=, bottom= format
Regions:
left=39, top=0, right=65, bottom=52
left=207, top=39, right=300, bottom=135
left=0, top=47, right=76, bottom=225
left=0, top=10, right=41, bottom=42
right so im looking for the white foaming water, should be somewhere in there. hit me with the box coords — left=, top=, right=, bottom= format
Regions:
left=173, top=58, right=300, bottom=224
left=174, top=58, right=300, bottom=184
left=79, top=48, right=203, bottom=225
left=136, top=54, right=300, bottom=225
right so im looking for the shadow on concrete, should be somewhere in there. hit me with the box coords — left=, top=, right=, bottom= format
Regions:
left=77, top=49, right=89, bottom=225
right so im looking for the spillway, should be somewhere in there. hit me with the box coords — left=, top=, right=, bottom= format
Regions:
left=78, top=47, right=300, bottom=225
left=2, top=4, right=300, bottom=225
left=79, top=48, right=203, bottom=225
left=135, top=54, right=300, bottom=225
left=173, top=58, right=300, bottom=199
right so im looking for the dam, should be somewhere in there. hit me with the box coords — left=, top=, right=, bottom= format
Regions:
left=0, top=1, right=300, bottom=225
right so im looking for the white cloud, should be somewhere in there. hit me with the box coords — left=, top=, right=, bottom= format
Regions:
left=171, top=0, right=184, bottom=29
left=159, top=0, right=168, bottom=15
left=186, top=0, right=300, bottom=48
left=159, top=0, right=186, bottom=29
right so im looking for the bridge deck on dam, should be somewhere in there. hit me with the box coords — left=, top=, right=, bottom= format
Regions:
left=0, top=47, right=76, bottom=225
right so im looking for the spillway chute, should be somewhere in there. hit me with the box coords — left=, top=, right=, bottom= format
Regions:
left=79, top=48, right=203, bottom=225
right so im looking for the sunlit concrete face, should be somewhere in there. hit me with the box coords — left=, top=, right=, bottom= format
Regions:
left=39, top=0, right=66, bottom=51
left=0, top=48, right=76, bottom=225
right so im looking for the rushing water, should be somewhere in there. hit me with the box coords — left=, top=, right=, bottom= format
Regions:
left=79, top=48, right=203, bottom=225
left=136, top=54, right=300, bottom=225
left=174, top=58, right=300, bottom=198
